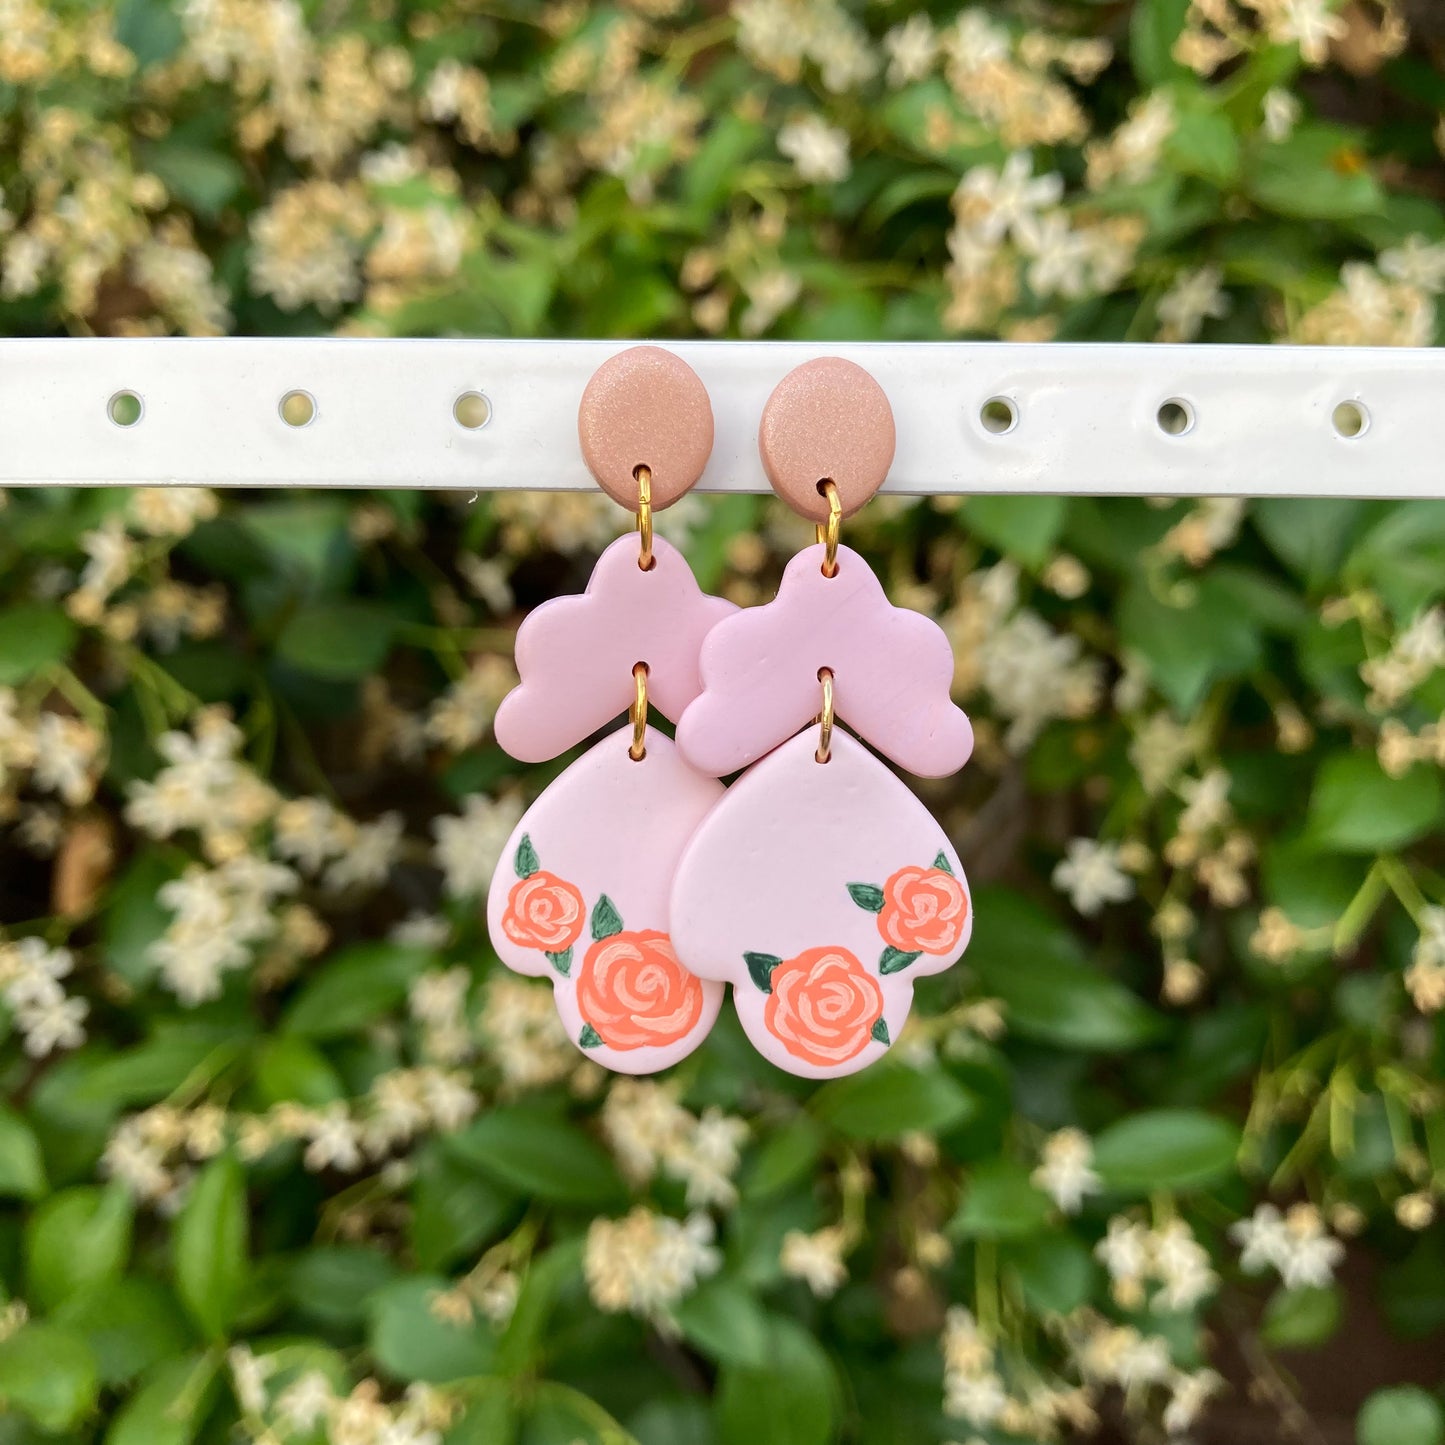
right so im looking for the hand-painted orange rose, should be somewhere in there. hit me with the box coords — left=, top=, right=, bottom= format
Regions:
left=576, top=930, right=704, bottom=1050
left=878, top=866, right=969, bottom=955
left=501, top=871, right=585, bottom=953
left=765, top=947, right=883, bottom=1069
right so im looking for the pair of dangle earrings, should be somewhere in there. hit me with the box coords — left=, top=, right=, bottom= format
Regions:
left=485, top=347, right=975, bottom=1079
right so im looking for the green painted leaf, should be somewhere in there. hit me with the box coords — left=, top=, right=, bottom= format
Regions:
left=590, top=895, right=623, bottom=941
left=812, top=1063, right=975, bottom=1142
left=951, top=1162, right=1052, bottom=1240
left=546, top=946, right=572, bottom=976
left=846, top=883, right=885, bottom=912
left=0, top=1103, right=47, bottom=1200
left=745, top=951, right=782, bottom=992
left=578, top=1022, right=602, bottom=1048
left=878, top=946, right=921, bottom=975
left=0, top=1324, right=98, bottom=1433
left=870, top=1017, right=890, bottom=1046
left=933, top=851, right=953, bottom=875
left=0, top=602, right=76, bottom=684
left=26, top=1185, right=133, bottom=1310
left=1357, top=1387, right=1445, bottom=1445
left=514, top=834, right=539, bottom=878
left=1306, top=753, right=1442, bottom=854
left=445, top=1105, right=624, bottom=1205
left=172, top=1154, right=248, bottom=1341
left=107, top=1352, right=220, bottom=1445
left=1092, top=1109, right=1241, bottom=1193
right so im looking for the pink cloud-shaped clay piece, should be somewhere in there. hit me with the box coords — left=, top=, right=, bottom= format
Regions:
left=494, top=534, right=736, bottom=764
left=676, top=542, right=973, bottom=779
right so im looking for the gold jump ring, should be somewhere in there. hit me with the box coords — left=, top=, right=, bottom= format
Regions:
left=630, top=661, right=649, bottom=761
left=815, top=666, right=834, bottom=764
left=635, top=464, right=654, bottom=571
left=814, top=479, right=841, bottom=578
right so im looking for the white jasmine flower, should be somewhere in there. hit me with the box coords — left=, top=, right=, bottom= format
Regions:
left=227, top=1345, right=274, bottom=1416
left=1156, top=265, right=1231, bottom=341
left=323, top=811, right=403, bottom=891
left=1380, top=235, right=1445, bottom=294
left=777, top=115, right=850, bottom=183
left=883, top=15, right=936, bottom=86
left=274, top=1371, right=333, bottom=1433
left=303, top=1103, right=364, bottom=1172
left=780, top=1225, right=850, bottom=1298
left=31, top=713, right=103, bottom=806
left=584, top=1208, right=720, bottom=1322
left=1032, top=1128, right=1102, bottom=1213
left=1262, top=87, right=1301, bottom=142
left=1052, top=838, right=1135, bottom=915
left=432, top=794, right=524, bottom=899
left=955, top=153, right=1064, bottom=246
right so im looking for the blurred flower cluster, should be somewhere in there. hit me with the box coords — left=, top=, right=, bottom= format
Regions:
left=0, top=4, right=1444, bottom=1445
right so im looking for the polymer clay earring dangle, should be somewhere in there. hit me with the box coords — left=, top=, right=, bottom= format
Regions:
left=671, top=357, right=975, bottom=1079
left=486, top=346, right=732, bottom=1074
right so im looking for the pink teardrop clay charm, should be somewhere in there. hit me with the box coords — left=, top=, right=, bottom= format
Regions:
left=669, top=729, right=972, bottom=1080
left=487, top=725, right=725, bottom=1075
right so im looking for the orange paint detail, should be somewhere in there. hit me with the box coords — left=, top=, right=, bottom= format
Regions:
left=576, top=929, right=704, bottom=1050
left=765, top=946, right=883, bottom=1068
left=501, top=871, right=586, bottom=953
left=878, top=866, right=968, bottom=955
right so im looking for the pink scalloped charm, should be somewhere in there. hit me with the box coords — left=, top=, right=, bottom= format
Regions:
left=669, top=729, right=972, bottom=1079
left=494, top=535, right=736, bottom=764
left=486, top=725, right=726, bottom=1074
left=675, top=542, right=972, bottom=780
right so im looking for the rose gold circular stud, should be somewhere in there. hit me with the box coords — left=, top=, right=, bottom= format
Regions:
left=578, top=345, right=714, bottom=512
left=758, top=356, right=896, bottom=523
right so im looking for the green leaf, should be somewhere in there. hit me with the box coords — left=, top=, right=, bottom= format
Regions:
left=1130, top=0, right=1191, bottom=85
left=0, top=1323, right=99, bottom=1433
left=870, top=1018, right=890, bottom=1046
left=107, top=1352, right=220, bottom=1445
left=715, top=1316, right=841, bottom=1445
left=282, top=943, right=434, bottom=1038
left=812, top=1063, right=975, bottom=1142
left=411, top=1149, right=518, bottom=1271
left=1009, top=1233, right=1097, bottom=1316
left=744, top=952, right=782, bottom=992
left=966, top=888, right=1165, bottom=1050
left=1255, top=499, right=1370, bottom=589
left=741, top=1116, right=826, bottom=1200
left=951, top=1162, right=1052, bottom=1240
left=1092, top=1109, right=1240, bottom=1193
left=846, top=883, right=885, bottom=912
left=1307, top=753, right=1442, bottom=854
left=514, top=834, right=539, bottom=878
left=1245, top=124, right=1383, bottom=221
left=1261, top=1284, right=1343, bottom=1350
left=275, top=602, right=396, bottom=680
left=286, top=1246, right=400, bottom=1328
left=1118, top=575, right=1263, bottom=712
left=172, top=1154, right=248, bottom=1341
left=0, top=1103, right=47, bottom=1200
left=675, top=1279, right=772, bottom=1368
left=590, top=894, right=623, bottom=940
left=445, top=1106, right=624, bottom=1205
left=137, top=140, right=245, bottom=218
left=1358, top=1388, right=1445, bottom=1445
left=53, top=1278, right=193, bottom=1388
left=0, top=602, right=76, bottom=683
left=252, top=1034, right=345, bottom=1107
left=933, top=851, right=953, bottom=875
left=494, top=1239, right=584, bottom=1378
left=546, top=946, right=572, bottom=976
left=878, top=946, right=921, bottom=975
left=578, top=1022, right=602, bottom=1048
left=26, top=1185, right=133, bottom=1310
left=1167, top=108, right=1240, bottom=186
left=368, top=1278, right=496, bottom=1383
left=964, top=494, right=1069, bottom=568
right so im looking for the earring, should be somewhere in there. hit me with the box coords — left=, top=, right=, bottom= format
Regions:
left=670, top=357, right=975, bottom=1079
left=486, top=346, right=731, bottom=1074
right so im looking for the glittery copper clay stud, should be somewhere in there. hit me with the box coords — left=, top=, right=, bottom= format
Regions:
left=578, top=346, right=714, bottom=512
left=758, top=356, right=896, bottom=523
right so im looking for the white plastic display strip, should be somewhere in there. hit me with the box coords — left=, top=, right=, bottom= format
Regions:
left=0, top=337, right=1441, bottom=498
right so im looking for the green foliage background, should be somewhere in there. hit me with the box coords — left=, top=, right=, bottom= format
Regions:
left=1, top=2, right=1445, bottom=1444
